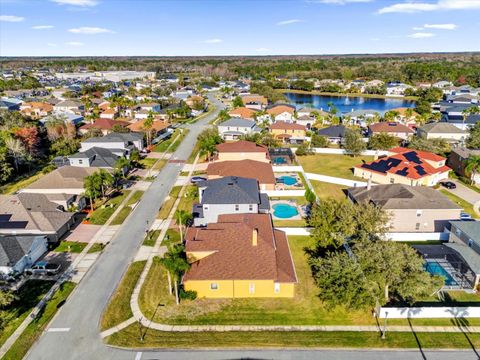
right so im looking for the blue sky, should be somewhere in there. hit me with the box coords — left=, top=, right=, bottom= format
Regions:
left=1, top=0, right=479, bottom=56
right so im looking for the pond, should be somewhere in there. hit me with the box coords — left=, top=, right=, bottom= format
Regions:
left=285, top=92, right=415, bottom=115
left=272, top=203, right=299, bottom=219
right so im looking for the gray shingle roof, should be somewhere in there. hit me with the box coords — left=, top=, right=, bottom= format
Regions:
left=218, top=118, right=256, bottom=128
left=69, top=147, right=120, bottom=168
left=419, top=122, right=467, bottom=134
left=83, top=132, right=144, bottom=143
left=317, top=125, right=347, bottom=138
left=450, top=221, right=480, bottom=243
left=0, top=235, right=39, bottom=267
left=199, top=176, right=262, bottom=205
left=347, top=184, right=461, bottom=210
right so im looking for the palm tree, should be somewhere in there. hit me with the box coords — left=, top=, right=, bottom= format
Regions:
left=465, top=155, right=480, bottom=185
left=143, top=112, right=154, bottom=146
left=84, top=174, right=102, bottom=210
left=159, top=244, right=190, bottom=304
left=5, top=137, right=26, bottom=172
left=115, top=157, right=131, bottom=178
left=97, top=169, right=114, bottom=198
left=174, top=210, right=192, bottom=242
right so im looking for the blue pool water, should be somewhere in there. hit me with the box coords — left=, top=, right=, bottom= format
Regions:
left=273, top=157, right=287, bottom=165
left=284, top=92, right=415, bottom=115
left=278, top=175, right=297, bottom=186
left=273, top=203, right=299, bottom=219
left=424, top=261, right=457, bottom=286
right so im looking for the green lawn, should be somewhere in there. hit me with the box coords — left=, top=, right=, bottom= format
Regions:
left=152, top=159, right=167, bottom=171
left=176, top=185, right=198, bottom=213
left=126, top=190, right=144, bottom=206
left=143, top=230, right=161, bottom=247
left=87, top=190, right=131, bottom=225
left=440, top=189, right=479, bottom=219
left=298, top=154, right=373, bottom=181
left=0, top=280, right=54, bottom=347
left=273, top=219, right=307, bottom=227
left=157, top=186, right=181, bottom=219
left=153, top=130, right=180, bottom=153
left=52, top=241, right=104, bottom=253
left=138, top=158, right=157, bottom=169
left=0, top=164, right=52, bottom=195
left=310, top=180, right=347, bottom=201
left=106, top=325, right=480, bottom=349
left=3, top=281, right=75, bottom=360
left=160, top=228, right=181, bottom=247
left=100, top=261, right=147, bottom=331
left=110, top=191, right=144, bottom=225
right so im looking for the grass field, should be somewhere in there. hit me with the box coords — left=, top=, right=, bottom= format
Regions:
left=143, top=229, right=161, bottom=246
left=138, top=158, right=157, bottom=169
left=440, top=189, right=479, bottom=219
left=52, top=241, right=104, bottom=253
left=0, top=280, right=54, bottom=347
left=110, top=191, right=144, bottom=225
left=106, top=324, right=480, bottom=349
left=0, top=164, right=52, bottom=195
left=298, top=154, right=373, bottom=181
left=176, top=185, right=198, bottom=213
left=88, top=190, right=131, bottom=225
left=100, top=261, right=146, bottom=331
left=272, top=219, right=307, bottom=227
left=157, top=186, right=181, bottom=219
left=310, top=181, right=347, bottom=201
left=3, top=281, right=75, bottom=360
left=160, top=228, right=181, bottom=247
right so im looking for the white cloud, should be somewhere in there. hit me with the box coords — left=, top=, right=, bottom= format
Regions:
left=378, top=0, right=480, bottom=14
left=201, top=38, right=223, bottom=44
left=412, top=26, right=424, bottom=31
left=408, top=32, right=435, bottom=38
left=255, top=47, right=270, bottom=52
left=309, top=0, right=372, bottom=4
left=424, top=23, right=457, bottom=30
left=65, top=41, right=84, bottom=46
left=0, top=15, right=25, bottom=22
left=276, top=19, right=303, bottom=26
left=51, top=0, right=98, bottom=6
left=32, top=25, right=54, bottom=30
left=68, top=26, right=114, bottom=34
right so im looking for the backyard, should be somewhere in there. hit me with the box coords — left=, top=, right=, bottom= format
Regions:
left=310, top=181, right=347, bottom=201
left=298, top=154, right=373, bottom=181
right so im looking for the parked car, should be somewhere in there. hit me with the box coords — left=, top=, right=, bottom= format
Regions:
left=25, top=261, right=61, bottom=276
left=441, top=181, right=456, bottom=189
left=460, top=212, right=473, bottom=220
left=190, top=176, right=207, bottom=184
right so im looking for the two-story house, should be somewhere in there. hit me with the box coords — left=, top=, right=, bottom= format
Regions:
left=269, top=121, right=306, bottom=144
left=80, top=132, right=145, bottom=154
left=215, top=141, right=271, bottom=163
left=192, top=176, right=270, bottom=226
left=217, top=118, right=261, bottom=140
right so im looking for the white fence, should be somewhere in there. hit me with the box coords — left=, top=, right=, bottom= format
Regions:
left=379, top=307, right=480, bottom=319
left=385, top=232, right=449, bottom=241
left=305, top=173, right=369, bottom=188
left=272, top=165, right=303, bottom=173
left=276, top=227, right=312, bottom=236
left=263, top=190, right=306, bottom=197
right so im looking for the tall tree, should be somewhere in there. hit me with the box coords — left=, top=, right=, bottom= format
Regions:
left=84, top=173, right=102, bottom=210
left=159, top=244, right=190, bottom=305
left=368, top=133, right=398, bottom=150
left=143, top=112, right=154, bottom=146
left=465, top=155, right=480, bottom=185
left=343, top=129, right=366, bottom=157
left=5, top=137, right=26, bottom=172
left=174, top=209, right=192, bottom=242
left=467, top=122, right=480, bottom=149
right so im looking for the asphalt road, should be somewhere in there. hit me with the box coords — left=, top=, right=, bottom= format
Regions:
left=25, top=95, right=480, bottom=360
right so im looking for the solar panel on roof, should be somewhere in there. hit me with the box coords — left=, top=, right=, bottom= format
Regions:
left=404, top=151, right=422, bottom=164
left=0, top=221, right=28, bottom=229
left=395, top=167, right=409, bottom=176
left=414, top=165, right=427, bottom=176
left=0, top=214, right=12, bottom=222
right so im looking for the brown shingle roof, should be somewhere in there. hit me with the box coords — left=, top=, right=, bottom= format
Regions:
left=23, top=166, right=103, bottom=191
left=266, top=105, right=295, bottom=116
left=127, top=119, right=170, bottom=132
left=240, top=94, right=268, bottom=105
left=228, top=107, right=256, bottom=119
left=207, top=160, right=275, bottom=186
left=368, top=122, right=414, bottom=134
left=270, top=122, right=305, bottom=131
left=80, top=118, right=129, bottom=131
left=216, top=140, right=269, bottom=154
left=184, top=214, right=297, bottom=283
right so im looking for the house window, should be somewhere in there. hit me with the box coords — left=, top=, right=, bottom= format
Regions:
left=203, top=205, right=209, bottom=210
left=249, top=282, right=255, bottom=294
left=390, top=178, right=395, bottom=184
left=249, top=204, right=253, bottom=211
left=416, top=210, right=422, bottom=217
left=235, top=204, right=239, bottom=211
left=210, top=283, right=218, bottom=290
left=78, top=159, right=83, bottom=164
left=415, top=223, right=421, bottom=230
left=274, top=283, right=281, bottom=294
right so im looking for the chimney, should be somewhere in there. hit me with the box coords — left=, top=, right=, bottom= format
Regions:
left=252, top=228, right=258, bottom=247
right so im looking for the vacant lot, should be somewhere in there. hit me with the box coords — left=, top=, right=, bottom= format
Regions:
left=298, top=154, right=373, bottom=180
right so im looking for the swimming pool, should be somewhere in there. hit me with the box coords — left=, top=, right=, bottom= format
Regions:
left=273, top=157, right=287, bottom=165
left=272, top=203, right=299, bottom=219
left=424, top=261, right=457, bottom=286
left=277, top=175, right=297, bottom=186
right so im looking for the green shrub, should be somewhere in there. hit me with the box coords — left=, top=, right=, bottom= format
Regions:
left=179, top=289, right=197, bottom=300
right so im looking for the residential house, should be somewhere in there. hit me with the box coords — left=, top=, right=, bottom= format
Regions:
left=217, top=118, right=261, bottom=141
left=266, top=104, right=295, bottom=122
left=0, top=193, right=76, bottom=242
left=80, top=132, right=145, bottom=154
left=0, top=235, right=48, bottom=276
left=433, top=80, right=454, bottom=89
left=368, top=122, right=414, bottom=140
left=389, top=107, right=420, bottom=127
left=240, top=94, right=268, bottom=110
left=79, top=118, right=130, bottom=135
left=215, top=141, right=270, bottom=163
left=0, top=99, right=20, bottom=111
left=343, top=110, right=379, bottom=127
left=67, top=147, right=122, bottom=170
left=317, top=125, right=348, bottom=144
left=347, top=184, right=461, bottom=232
left=206, top=160, right=276, bottom=191
left=417, top=122, right=467, bottom=144
left=228, top=107, right=256, bottom=120
left=269, top=122, right=306, bottom=144
left=53, top=100, right=84, bottom=114
left=39, top=112, right=84, bottom=126
left=127, top=118, right=170, bottom=135
left=139, top=102, right=161, bottom=113
left=386, top=82, right=413, bottom=96
left=183, top=213, right=297, bottom=298
left=99, top=108, right=118, bottom=120
left=19, top=102, right=53, bottom=119
left=192, top=176, right=270, bottom=227
left=447, top=147, right=480, bottom=185
left=354, top=147, right=451, bottom=186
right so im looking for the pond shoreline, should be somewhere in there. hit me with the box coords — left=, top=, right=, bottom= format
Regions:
left=279, top=89, right=418, bottom=102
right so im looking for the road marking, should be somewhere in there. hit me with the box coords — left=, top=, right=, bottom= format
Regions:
left=47, top=327, right=70, bottom=332
left=135, top=352, right=142, bottom=360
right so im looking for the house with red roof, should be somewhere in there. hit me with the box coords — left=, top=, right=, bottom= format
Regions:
left=269, top=121, right=306, bottom=144
left=215, top=140, right=270, bottom=163
left=354, top=147, right=451, bottom=186
left=79, top=118, right=130, bottom=135
left=368, top=122, right=414, bottom=140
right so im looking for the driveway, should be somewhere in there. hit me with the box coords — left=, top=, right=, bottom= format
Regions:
left=444, top=179, right=480, bottom=209
left=63, top=223, right=102, bottom=243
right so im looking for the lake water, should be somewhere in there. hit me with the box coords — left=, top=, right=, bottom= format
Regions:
left=285, top=92, right=415, bottom=115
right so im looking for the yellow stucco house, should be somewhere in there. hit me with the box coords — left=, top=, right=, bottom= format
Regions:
left=215, top=140, right=271, bottom=163
left=183, top=213, right=297, bottom=298
left=269, top=121, right=306, bottom=144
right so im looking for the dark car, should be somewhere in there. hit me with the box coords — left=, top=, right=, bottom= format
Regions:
left=25, top=261, right=61, bottom=276
left=441, top=181, right=456, bottom=189
left=190, top=176, right=207, bottom=184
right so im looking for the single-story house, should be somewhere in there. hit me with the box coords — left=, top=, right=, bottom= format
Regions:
left=0, top=193, right=76, bottom=242
left=183, top=213, right=297, bottom=298
left=39, top=112, right=84, bottom=126
left=240, top=94, right=268, bottom=110
left=347, top=184, right=462, bottom=232
left=193, top=176, right=270, bottom=227
left=417, top=122, right=467, bottom=143
left=317, top=125, right=348, bottom=144
left=215, top=140, right=270, bottom=163
left=447, top=147, right=480, bottom=185
left=206, top=159, right=276, bottom=191
left=99, top=108, right=118, bottom=120
left=53, top=100, right=84, bottom=114
left=368, top=122, right=414, bottom=140
left=343, top=110, right=379, bottom=127
left=0, top=235, right=48, bottom=276
left=20, top=102, right=53, bottom=119
left=217, top=118, right=261, bottom=140
left=354, top=147, right=451, bottom=186
left=389, top=107, right=420, bottom=126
